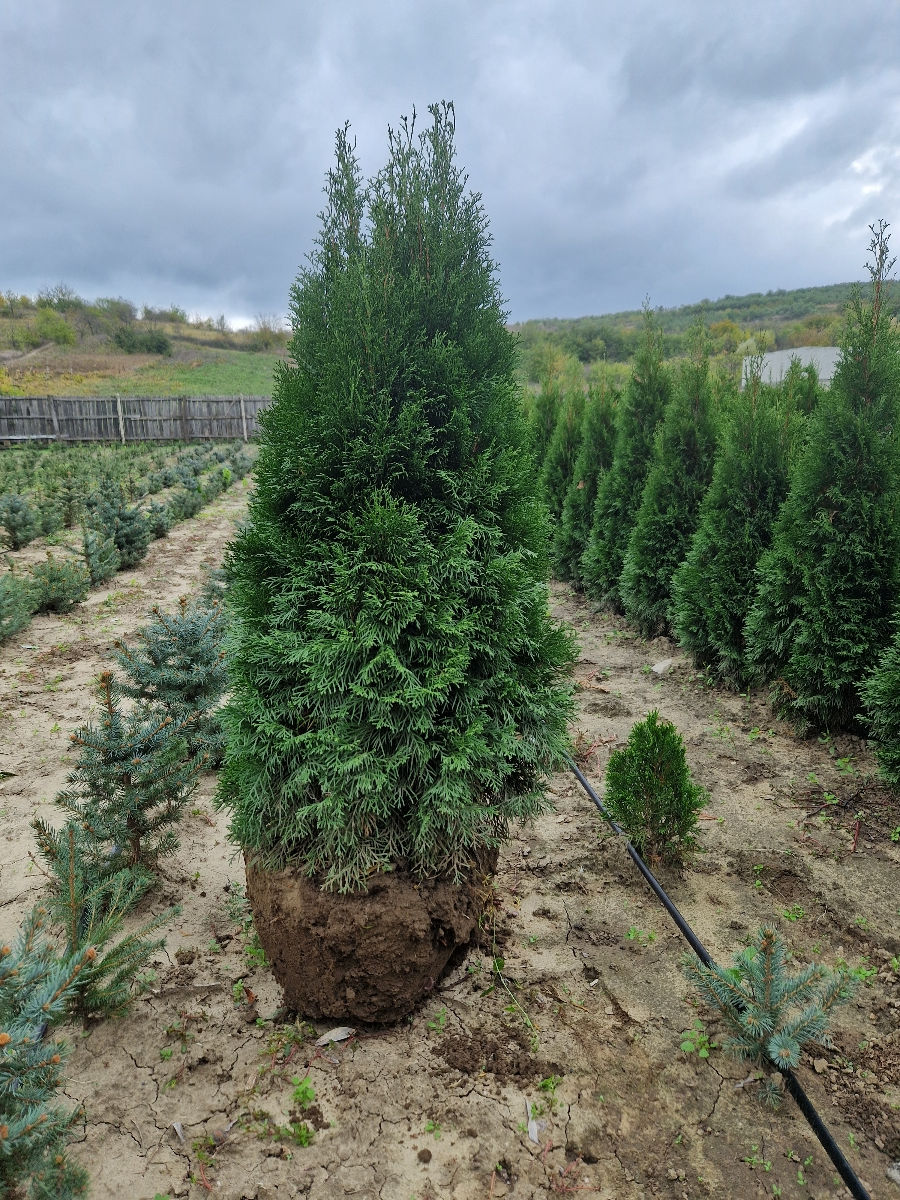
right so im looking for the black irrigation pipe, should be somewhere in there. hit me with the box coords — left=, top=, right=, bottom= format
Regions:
left=564, top=754, right=871, bottom=1200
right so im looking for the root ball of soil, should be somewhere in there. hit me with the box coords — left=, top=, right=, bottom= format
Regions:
left=244, top=850, right=497, bottom=1023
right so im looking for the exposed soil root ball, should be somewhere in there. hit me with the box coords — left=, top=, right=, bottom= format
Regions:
left=245, top=850, right=497, bottom=1023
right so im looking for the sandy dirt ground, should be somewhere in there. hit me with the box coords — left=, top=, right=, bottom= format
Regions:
left=1, top=491, right=898, bottom=1200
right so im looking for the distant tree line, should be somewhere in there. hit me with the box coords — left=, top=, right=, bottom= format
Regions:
left=0, top=284, right=288, bottom=356
left=511, top=279, right=900, bottom=383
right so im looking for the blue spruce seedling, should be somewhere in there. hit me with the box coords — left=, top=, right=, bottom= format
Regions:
left=113, top=598, right=228, bottom=764
left=55, top=672, right=204, bottom=872
left=683, top=926, right=855, bottom=1107
left=0, top=906, right=92, bottom=1198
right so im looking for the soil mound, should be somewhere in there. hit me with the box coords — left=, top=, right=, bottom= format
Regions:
left=245, top=850, right=498, bottom=1023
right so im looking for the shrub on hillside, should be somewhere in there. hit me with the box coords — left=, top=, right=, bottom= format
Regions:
left=112, top=326, right=173, bottom=355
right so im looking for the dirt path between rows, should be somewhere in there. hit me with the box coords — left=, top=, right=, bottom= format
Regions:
left=1, top=503, right=898, bottom=1200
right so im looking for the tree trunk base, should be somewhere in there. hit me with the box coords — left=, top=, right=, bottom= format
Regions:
left=244, top=850, right=497, bottom=1024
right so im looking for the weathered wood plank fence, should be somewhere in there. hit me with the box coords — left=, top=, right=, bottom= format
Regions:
left=0, top=395, right=269, bottom=443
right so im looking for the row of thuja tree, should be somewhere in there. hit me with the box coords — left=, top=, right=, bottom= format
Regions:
left=529, top=221, right=900, bottom=782
left=3, top=578, right=229, bottom=1198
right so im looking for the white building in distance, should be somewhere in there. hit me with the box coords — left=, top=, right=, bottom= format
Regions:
left=742, top=346, right=840, bottom=388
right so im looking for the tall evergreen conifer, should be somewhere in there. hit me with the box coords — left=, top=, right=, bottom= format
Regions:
left=217, top=104, right=575, bottom=893
left=619, top=325, right=718, bottom=637
left=670, top=357, right=797, bottom=686
left=552, top=378, right=618, bottom=584
left=540, top=385, right=586, bottom=523
left=744, top=222, right=900, bottom=729
left=580, top=308, right=670, bottom=609
left=860, top=617, right=900, bottom=785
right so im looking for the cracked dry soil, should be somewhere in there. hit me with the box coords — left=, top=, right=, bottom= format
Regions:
left=1, top=494, right=899, bottom=1200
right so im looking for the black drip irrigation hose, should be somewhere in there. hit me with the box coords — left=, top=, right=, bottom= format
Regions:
left=564, top=754, right=871, bottom=1200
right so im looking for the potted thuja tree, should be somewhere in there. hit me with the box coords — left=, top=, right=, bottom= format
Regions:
left=216, top=103, right=575, bottom=1022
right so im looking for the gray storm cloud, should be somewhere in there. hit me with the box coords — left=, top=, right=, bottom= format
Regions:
left=2, top=0, right=898, bottom=323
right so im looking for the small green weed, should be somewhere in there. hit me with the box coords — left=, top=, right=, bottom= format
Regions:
left=782, top=905, right=804, bottom=922
left=626, top=926, right=657, bottom=946
left=291, top=1075, right=316, bottom=1108
left=679, top=1019, right=718, bottom=1060
left=424, top=1119, right=441, bottom=1140
left=427, top=1007, right=448, bottom=1033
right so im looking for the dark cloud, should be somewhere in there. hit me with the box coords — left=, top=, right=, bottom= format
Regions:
left=1, top=0, right=898, bottom=324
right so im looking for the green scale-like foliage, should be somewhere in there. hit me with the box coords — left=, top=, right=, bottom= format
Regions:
left=552, top=378, right=618, bottom=584
left=603, top=710, right=707, bottom=864
left=527, top=378, right=563, bottom=473
left=114, top=598, right=228, bottom=764
left=744, top=224, right=900, bottom=730
left=619, top=328, right=718, bottom=637
left=670, top=363, right=798, bottom=688
left=540, top=385, right=586, bottom=523
left=861, top=616, right=900, bottom=785
left=217, top=103, right=575, bottom=892
left=0, top=906, right=91, bottom=1198
left=581, top=309, right=671, bottom=609
left=683, top=926, right=855, bottom=1107
left=55, top=672, right=204, bottom=872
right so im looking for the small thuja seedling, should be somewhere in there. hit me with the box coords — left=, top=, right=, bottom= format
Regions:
left=604, top=710, right=707, bottom=864
left=683, top=927, right=856, bottom=1107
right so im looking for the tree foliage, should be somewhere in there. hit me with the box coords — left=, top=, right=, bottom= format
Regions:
left=670, top=356, right=798, bottom=686
left=603, top=710, right=707, bottom=864
left=744, top=221, right=900, bottom=729
left=216, top=104, right=575, bottom=892
left=551, top=377, right=618, bottom=584
left=619, top=324, right=718, bottom=637
left=580, top=308, right=671, bottom=609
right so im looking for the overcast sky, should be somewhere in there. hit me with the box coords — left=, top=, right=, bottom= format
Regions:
left=3, top=1, right=899, bottom=327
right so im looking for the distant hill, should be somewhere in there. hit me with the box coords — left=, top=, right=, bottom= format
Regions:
left=510, top=280, right=900, bottom=378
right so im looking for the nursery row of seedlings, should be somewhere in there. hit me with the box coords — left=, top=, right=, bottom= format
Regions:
left=567, top=717, right=870, bottom=1198
left=0, top=573, right=229, bottom=1198
left=0, top=440, right=253, bottom=645
left=530, top=220, right=900, bottom=791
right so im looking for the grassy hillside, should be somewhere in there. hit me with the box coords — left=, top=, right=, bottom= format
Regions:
left=511, top=280, right=900, bottom=381
left=0, top=296, right=286, bottom=397
left=3, top=279, right=897, bottom=396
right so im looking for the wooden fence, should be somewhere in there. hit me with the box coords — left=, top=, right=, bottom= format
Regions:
left=0, top=395, right=269, bottom=443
